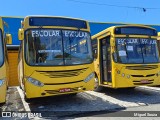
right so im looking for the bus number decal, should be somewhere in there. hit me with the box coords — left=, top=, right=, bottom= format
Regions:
left=38, top=50, right=61, bottom=53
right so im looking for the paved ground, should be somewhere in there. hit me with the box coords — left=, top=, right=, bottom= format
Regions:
left=0, top=86, right=160, bottom=119
left=73, top=103, right=160, bottom=120
left=0, top=87, right=25, bottom=111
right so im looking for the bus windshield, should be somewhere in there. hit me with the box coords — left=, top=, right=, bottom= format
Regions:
left=115, top=38, right=159, bottom=64
left=0, top=31, right=3, bottom=66
left=25, top=29, right=93, bottom=66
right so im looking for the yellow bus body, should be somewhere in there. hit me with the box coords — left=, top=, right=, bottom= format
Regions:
left=158, top=32, right=160, bottom=40
left=0, top=65, right=7, bottom=103
left=92, top=25, right=160, bottom=89
left=18, top=16, right=94, bottom=99
left=0, top=17, right=9, bottom=103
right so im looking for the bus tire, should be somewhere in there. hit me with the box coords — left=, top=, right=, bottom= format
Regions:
left=94, top=77, right=104, bottom=92
left=19, top=85, right=22, bottom=90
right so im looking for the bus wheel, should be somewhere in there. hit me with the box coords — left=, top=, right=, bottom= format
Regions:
left=94, top=77, right=104, bottom=92
left=19, top=85, right=22, bottom=90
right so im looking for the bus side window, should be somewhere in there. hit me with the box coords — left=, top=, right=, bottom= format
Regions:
left=92, top=38, right=98, bottom=59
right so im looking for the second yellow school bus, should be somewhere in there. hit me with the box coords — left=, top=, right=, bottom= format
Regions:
left=92, top=25, right=160, bottom=91
left=18, top=16, right=94, bottom=101
left=0, top=17, right=12, bottom=103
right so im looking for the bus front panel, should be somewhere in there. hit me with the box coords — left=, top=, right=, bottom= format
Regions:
left=20, top=26, right=94, bottom=98
left=112, top=63, right=160, bottom=88
left=111, top=37, right=160, bottom=88
left=23, top=64, right=94, bottom=98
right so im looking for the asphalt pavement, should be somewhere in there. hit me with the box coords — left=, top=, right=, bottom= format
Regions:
left=0, top=86, right=160, bottom=120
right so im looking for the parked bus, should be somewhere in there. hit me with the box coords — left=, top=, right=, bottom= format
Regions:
left=18, top=16, right=94, bottom=100
left=0, top=17, right=12, bottom=103
left=92, top=25, right=160, bottom=91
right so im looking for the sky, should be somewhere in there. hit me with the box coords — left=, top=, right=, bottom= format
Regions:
left=1, top=0, right=160, bottom=25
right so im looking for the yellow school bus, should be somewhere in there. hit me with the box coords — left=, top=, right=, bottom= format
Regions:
left=0, top=17, right=12, bottom=103
left=18, top=16, right=94, bottom=101
left=92, top=25, right=160, bottom=91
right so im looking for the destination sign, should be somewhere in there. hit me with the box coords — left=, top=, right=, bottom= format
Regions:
left=29, top=17, right=87, bottom=29
left=116, top=38, right=157, bottom=45
left=114, top=27, right=157, bottom=36
left=31, top=30, right=88, bottom=38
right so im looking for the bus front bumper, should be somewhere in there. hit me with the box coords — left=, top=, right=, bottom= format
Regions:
left=113, top=75, right=160, bottom=88
left=24, top=78, right=94, bottom=99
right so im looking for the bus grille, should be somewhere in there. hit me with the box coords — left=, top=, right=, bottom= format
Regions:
left=36, top=68, right=88, bottom=78
left=131, top=74, right=156, bottom=77
left=44, top=80, right=83, bottom=85
left=126, top=65, right=158, bottom=70
left=133, top=80, right=153, bottom=85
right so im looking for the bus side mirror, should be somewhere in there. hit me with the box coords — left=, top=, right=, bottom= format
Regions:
left=93, top=49, right=97, bottom=60
left=18, top=28, right=24, bottom=40
left=6, top=34, right=12, bottom=44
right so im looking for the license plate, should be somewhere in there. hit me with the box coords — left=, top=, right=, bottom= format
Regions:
left=59, top=88, right=71, bottom=93
left=140, top=80, right=150, bottom=83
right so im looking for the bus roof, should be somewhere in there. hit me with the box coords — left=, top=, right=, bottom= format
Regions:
left=22, top=15, right=90, bottom=31
left=89, top=21, right=160, bottom=27
left=23, top=15, right=88, bottom=22
left=92, top=24, right=156, bottom=39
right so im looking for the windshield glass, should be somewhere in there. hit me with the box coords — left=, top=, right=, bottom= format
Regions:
left=115, top=38, right=159, bottom=64
left=0, top=31, right=3, bottom=66
left=25, top=29, right=93, bottom=66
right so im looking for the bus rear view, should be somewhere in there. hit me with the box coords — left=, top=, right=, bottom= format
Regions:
left=18, top=16, right=94, bottom=101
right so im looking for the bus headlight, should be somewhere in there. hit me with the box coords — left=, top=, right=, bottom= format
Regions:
left=27, top=77, right=44, bottom=87
left=126, top=75, right=130, bottom=79
left=84, top=72, right=95, bottom=83
left=117, top=70, right=120, bottom=74
left=0, top=80, right=5, bottom=87
left=122, top=73, right=125, bottom=77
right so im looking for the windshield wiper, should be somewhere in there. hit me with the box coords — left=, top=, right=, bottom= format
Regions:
left=123, top=42, right=129, bottom=63
left=68, top=35, right=72, bottom=60
left=139, top=39, right=144, bottom=63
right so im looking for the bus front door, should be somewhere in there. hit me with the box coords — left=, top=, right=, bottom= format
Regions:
left=100, top=37, right=112, bottom=83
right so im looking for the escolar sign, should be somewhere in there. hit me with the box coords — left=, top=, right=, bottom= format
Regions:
left=31, top=30, right=60, bottom=37
left=31, top=30, right=88, bottom=38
